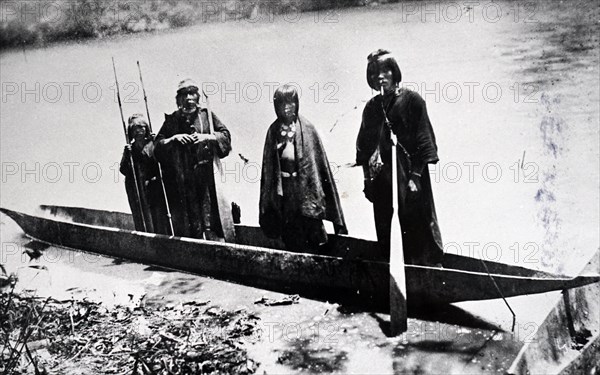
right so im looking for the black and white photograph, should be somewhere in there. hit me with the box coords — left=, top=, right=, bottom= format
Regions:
left=1, top=0, right=598, bottom=373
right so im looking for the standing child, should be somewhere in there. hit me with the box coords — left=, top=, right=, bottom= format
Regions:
left=120, top=114, right=165, bottom=233
left=259, top=84, right=347, bottom=252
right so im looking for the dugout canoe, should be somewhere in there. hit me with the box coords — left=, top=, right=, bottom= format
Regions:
left=507, top=250, right=600, bottom=374
left=1, top=205, right=599, bottom=308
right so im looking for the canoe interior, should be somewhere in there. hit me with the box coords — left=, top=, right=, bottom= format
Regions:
left=37, top=205, right=562, bottom=279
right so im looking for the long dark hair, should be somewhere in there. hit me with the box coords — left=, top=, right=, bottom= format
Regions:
left=273, top=84, right=299, bottom=121
left=366, top=49, right=402, bottom=90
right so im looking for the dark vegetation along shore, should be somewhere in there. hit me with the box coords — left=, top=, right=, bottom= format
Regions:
left=1, top=273, right=262, bottom=374
left=0, top=0, right=384, bottom=49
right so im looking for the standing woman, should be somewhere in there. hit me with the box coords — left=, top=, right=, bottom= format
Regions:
left=259, top=84, right=347, bottom=252
left=356, top=49, right=444, bottom=266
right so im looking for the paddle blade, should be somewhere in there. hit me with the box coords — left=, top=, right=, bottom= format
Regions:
left=213, top=157, right=236, bottom=243
left=389, top=138, right=407, bottom=335
left=389, top=221, right=407, bottom=335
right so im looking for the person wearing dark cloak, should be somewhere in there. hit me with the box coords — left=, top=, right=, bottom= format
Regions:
left=154, top=79, right=232, bottom=240
left=356, top=50, right=444, bottom=266
left=259, top=84, right=347, bottom=252
left=119, top=114, right=168, bottom=233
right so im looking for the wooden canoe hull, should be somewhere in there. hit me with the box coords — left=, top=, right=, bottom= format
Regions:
left=508, top=251, right=600, bottom=374
left=1, top=206, right=599, bottom=308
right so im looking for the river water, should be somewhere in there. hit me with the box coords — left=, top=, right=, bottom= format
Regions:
left=1, top=0, right=599, bottom=373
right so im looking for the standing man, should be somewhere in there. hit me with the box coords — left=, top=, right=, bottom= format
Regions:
left=356, top=49, right=443, bottom=266
left=154, top=79, right=232, bottom=240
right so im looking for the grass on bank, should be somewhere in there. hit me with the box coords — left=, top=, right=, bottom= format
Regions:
left=1, top=0, right=384, bottom=49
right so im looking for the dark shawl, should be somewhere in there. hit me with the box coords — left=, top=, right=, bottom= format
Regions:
left=357, top=89, right=438, bottom=174
left=119, top=140, right=159, bottom=232
left=259, top=115, right=347, bottom=238
left=356, top=88, right=443, bottom=260
left=154, top=108, right=231, bottom=237
left=155, top=108, right=231, bottom=160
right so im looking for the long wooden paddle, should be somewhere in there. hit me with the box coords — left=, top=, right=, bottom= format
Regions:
left=383, top=86, right=408, bottom=335
left=202, top=90, right=235, bottom=243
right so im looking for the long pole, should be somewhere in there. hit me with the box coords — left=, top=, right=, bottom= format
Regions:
left=202, top=90, right=235, bottom=243
left=136, top=61, right=175, bottom=236
left=382, top=86, right=408, bottom=335
left=111, top=57, right=147, bottom=232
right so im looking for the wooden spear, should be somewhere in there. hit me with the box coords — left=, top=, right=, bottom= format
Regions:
left=111, top=57, right=147, bottom=232
left=136, top=61, right=174, bottom=236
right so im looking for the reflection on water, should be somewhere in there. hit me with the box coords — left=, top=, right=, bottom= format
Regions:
left=392, top=328, right=520, bottom=375
left=276, top=337, right=348, bottom=373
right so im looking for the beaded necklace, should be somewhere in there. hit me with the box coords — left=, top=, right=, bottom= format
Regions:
left=280, top=122, right=296, bottom=141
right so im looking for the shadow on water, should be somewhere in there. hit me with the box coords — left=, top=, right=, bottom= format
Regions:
left=395, top=340, right=482, bottom=356
left=369, top=312, right=393, bottom=337
left=367, top=303, right=503, bottom=338
left=22, top=240, right=51, bottom=260
left=156, top=276, right=204, bottom=296
left=409, top=304, right=504, bottom=332
left=390, top=339, right=483, bottom=375
left=276, top=337, right=348, bottom=373
left=108, top=258, right=133, bottom=266
left=23, top=240, right=50, bottom=252
left=144, top=276, right=206, bottom=307
left=143, top=265, right=177, bottom=272
left=390, top=325, right=522, bottom=374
